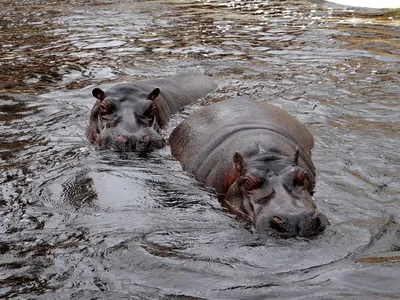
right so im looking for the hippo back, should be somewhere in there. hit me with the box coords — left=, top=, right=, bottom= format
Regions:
left=170, top=97, right=315, bottom=193
left=134, top=74, right=217, bottom=125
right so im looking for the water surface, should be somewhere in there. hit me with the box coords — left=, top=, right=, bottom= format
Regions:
left=1, top=0, right=399, bottom=299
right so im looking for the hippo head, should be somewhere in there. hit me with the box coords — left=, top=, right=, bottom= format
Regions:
left=223, top=149, right=329, bottom=238
left=86, top=84, right=167, bottom=152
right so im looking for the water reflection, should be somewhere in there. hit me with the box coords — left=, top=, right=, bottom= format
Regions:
left=0, top=0, right=399, bottom=299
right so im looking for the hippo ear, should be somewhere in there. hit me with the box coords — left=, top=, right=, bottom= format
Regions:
left=233, top=152, right=245, bottom=173
left=148, top=88, right=160, bottom=101
left=92, top=88, right=105, bottom=101
left=295, top=169, right=307, bottom=186
left=293, top=146, right=300, bottom=166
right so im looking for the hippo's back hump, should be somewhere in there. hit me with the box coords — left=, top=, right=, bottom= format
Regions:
left=170, top=97, right=314, bottom=179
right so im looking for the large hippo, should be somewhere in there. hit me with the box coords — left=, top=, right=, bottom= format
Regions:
left=86, top=74, right=217, bottom=152
left=170, top=97, right=329, bottom=238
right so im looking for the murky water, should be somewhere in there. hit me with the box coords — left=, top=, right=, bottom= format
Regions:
left=1, top=0, right=399, bottom=299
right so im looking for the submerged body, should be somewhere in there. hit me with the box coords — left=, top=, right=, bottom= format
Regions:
left=86, top=74, right=217, bottom=152
left=170, top=97, right=329, bottom=237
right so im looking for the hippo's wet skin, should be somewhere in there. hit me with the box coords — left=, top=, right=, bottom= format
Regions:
left=86, top=74, right=217, bottom=152
left=170, top=97, right=329, bottom=238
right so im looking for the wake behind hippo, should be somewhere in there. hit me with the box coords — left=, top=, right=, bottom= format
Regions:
left=170, top=97, right=329, bottom=238
left=86, top=74, right=217, bottom=152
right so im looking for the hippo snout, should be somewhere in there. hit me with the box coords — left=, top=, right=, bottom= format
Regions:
left=100, top=132, right=167, bottom=152
left=118, top=134, right=167, bottom=152
left=259, top=210, right=329, bottom=238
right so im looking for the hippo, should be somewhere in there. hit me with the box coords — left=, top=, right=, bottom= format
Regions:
left=170, top=97, right=329, bottom=238
left=86, top=74, right=217, bottom=152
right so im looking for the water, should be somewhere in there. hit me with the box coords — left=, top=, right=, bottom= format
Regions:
left=1, top=0, right=399, bottom=299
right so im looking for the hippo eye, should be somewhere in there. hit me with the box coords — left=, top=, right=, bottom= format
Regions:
left=105, top=117, right=121, bottom=128
left=243, top=177, right=257, bottom=191
left=143, top=103, right=156, bottom=118
left=100, top=100, right=114, bottom=115
left=135, top=113, right=153, bottom=126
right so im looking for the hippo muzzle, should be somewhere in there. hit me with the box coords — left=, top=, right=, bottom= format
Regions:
left=98, top=122, right=167, bottom=152
left=256, top=209, right=330, bottom=238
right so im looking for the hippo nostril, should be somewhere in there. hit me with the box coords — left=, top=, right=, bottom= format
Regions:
left=119, top=135, right=128, bottom=143
left=139, top=135, right=149, bottom=143
left=297, top=210, right=328, bottom=236
left=270, top=216, right=289, bottom=234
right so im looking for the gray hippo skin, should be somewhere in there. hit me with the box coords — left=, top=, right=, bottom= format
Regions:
left=86, top=74, right=217, bottom=152
left=170, top=97, right=329, bottom=238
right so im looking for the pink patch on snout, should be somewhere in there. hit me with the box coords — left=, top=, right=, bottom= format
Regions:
left=272, top=216, right=283, bottom=224
left=142, top=135, right=149, bottom=142
left=119, top=135, right=128, bottom=143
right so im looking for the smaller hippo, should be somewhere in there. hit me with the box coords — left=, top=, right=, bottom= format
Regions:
left=170, top=97, right=329, bottom=238
left=86, top=74, right=217, bottom=152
